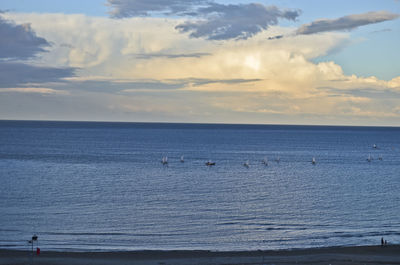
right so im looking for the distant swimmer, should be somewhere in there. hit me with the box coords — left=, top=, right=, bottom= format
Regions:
left=312, top=157, right=316, bottom=165
left=373, top=144, right=378, bottom=149
left=243, top=160, right=249, bottom=168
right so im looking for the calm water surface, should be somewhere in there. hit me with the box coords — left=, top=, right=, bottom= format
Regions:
left=0, top=121, right=399, bottom=251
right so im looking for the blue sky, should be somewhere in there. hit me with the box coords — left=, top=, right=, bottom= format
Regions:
left=1, top=0, right=400, bottom=125
left=0, top=0, right=109, bottom=16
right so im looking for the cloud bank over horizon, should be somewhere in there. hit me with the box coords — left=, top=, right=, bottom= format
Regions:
left=1, top=1, right=400, bottom=126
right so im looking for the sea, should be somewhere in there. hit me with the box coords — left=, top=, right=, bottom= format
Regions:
left=0, top=120, right=399, bottom=252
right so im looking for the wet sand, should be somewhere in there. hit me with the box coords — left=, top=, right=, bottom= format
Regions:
left=1, top=245, right=399, bottom=265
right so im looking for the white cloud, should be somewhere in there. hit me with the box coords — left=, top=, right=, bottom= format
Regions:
left=4, top=13, right=210, bottom=70
left=388, top=76, right=400, bottom=89
left=2, top=12, right=400, bottom=125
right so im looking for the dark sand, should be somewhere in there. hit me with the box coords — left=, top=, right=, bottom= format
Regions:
left=1, top=245, right=399, bottom=265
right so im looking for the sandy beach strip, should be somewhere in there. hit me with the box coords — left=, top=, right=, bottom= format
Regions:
left=1, top=245, right=399, bottom=265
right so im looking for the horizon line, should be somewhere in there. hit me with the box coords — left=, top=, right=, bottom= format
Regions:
left=1, top=119, right=399, bottom=129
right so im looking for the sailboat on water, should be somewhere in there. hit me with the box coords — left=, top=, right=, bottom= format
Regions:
left=162, top=156, right=168, bottom=165
left=205, top=160, right=215, bottom=166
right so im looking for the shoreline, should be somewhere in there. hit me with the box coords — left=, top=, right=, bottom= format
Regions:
left=1, top=245, right=399, bottom=265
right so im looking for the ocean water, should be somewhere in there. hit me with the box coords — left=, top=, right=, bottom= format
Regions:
left=0, top=120, right=399, bottom=251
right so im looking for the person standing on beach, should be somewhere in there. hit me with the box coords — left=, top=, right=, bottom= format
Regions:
left=381, top=237, right=384, bottom=246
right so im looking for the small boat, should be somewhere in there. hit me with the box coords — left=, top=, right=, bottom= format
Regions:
left=378, top=156, right=383, bottom=161
left=205, top=161, right=215, bottom=166
left=161, top=156, right=168, bottom=165
left=312, top=157, right=316, bottom=165
left=367, top=155, right=372, bottom=162
left=373, top=144, right=378, bottom=149
left=262, top=157, right=268, bottom=166
left=180, top=155, right=184, bottom=163
left=243, top=160, right=249, bottom=168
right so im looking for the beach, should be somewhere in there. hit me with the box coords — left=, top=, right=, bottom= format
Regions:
left=1, top=245, right=399, bottom=265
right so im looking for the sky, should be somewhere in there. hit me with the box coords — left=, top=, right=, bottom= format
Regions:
left=0, top=0, right=400, bottom=126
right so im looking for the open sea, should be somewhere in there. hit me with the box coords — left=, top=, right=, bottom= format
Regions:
left=0, top=120, right=399, bottom=251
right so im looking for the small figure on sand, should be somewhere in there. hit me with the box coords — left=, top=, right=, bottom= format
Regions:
left=381, top=237, right=384, bottom=247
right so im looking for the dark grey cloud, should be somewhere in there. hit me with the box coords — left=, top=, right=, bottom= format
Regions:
left=0, top=62, right=75, bottom=88
left=60, top=43, right=75, bottom=49
left=64, top=79, right=185, bottom=93
left=44, top=78, right=262, bottom=94
left=170, top=77, right=263, bottom=87
left=133, top=52, right=210, bottom=59
left=107, top=0, right=300, bottom=40
left=107, top=0, right=209, bottom=17
left=176, top=3, right=300, bottom=40
left=0, top=15, right=76, bottom=88
left=267, top=34, right=283, bottom=40
left=0, top=15, right=50, bottom=59
left=318, top=86, right=400, bottom=99
left=296, top=11, right=399, bottom=35
left=370, top=28, right=392, bottom=34
left=191, top=78, right=262, bottom=86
